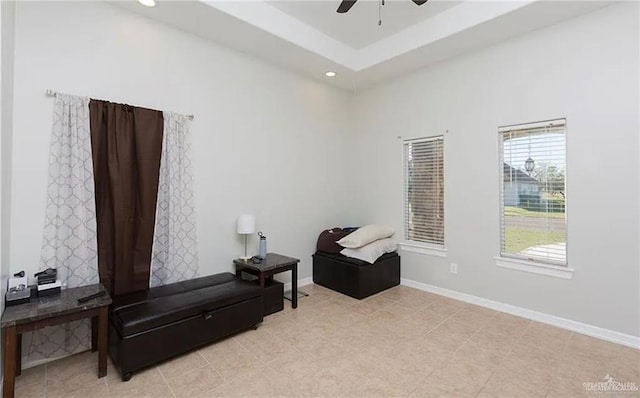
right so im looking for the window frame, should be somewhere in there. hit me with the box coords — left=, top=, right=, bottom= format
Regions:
left=497, top=118, right=570, bottom=271
left=401, top=135, right=446, bottom=255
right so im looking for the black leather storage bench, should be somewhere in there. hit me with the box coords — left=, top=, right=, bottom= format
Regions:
left=109, top=273, right=263, bottom=381
left=312, top=252, right=400, bottom=299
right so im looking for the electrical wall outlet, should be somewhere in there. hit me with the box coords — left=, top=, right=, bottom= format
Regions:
left=450, top=263, right=458, bottom=274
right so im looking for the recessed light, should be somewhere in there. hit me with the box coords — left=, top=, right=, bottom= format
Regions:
left=325, top=71, right=336, bottom=77
left=138, top=0, right=156, bottom=7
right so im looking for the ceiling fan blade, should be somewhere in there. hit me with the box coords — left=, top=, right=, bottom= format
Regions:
left=411, top=0, right=428, bottom=5
left=337, top=0, right=357, bottom=13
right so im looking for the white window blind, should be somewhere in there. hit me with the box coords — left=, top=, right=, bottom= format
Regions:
left=499, top=119, right=567, bottom=266
left=404, top=137, right=444, bottom=246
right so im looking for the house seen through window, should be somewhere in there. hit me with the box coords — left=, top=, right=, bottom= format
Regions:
left=404, top=136, right=444, bottom=247
left=500, top=119, right=567, bottom=266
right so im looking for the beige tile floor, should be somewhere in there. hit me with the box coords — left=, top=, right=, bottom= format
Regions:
left=14, top=284, right=640, bottom=398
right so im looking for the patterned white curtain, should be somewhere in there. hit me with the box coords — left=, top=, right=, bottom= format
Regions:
left=28, top=94, right=99, bottom=360
left=150, top=112, right=199, bottom=286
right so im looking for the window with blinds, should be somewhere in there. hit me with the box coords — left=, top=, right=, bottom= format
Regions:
left=404, top=137, right=444, bottom=246
left=500, top=119, right=567, bottom=266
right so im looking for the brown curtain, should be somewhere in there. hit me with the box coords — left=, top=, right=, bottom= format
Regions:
left=89, top=100, right=164, bottom=296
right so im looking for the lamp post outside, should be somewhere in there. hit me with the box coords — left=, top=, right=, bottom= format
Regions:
left=525, top=157, right=535, bottom=175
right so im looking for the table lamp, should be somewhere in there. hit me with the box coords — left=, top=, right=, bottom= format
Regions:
left=237, top=214, right=255, bottom=260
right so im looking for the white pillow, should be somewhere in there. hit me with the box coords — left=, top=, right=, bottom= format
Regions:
left=336, top=224, right=394, bottom=249
left=340, top=238, right=397, bottom=264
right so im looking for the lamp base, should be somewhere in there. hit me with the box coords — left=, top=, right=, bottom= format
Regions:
left=239, top=256, right=252, bottom=262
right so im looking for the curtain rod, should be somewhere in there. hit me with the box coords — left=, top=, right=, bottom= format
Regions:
left=45, top=89, right=195, bottom=121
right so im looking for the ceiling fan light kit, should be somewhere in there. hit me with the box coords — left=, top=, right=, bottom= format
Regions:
left=336, top=0, right=428, bottom=14
left=337, top=0, right=428, bottom=27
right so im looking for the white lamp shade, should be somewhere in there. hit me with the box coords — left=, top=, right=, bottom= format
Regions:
left=237, top=214, right=256, bottom=234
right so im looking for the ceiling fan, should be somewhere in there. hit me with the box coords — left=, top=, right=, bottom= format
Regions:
left=337, top=0, right=428, bottom=14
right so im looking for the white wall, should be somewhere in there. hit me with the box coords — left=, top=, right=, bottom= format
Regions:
left=6, top=0, right=639, bottom=345
left=10, top=1, right=355, bottom=286
left=352, top=3, right=640, bottom=337
left=1, top=0, right=15, bottom=286
left=1, top=0, right=16, bottom=377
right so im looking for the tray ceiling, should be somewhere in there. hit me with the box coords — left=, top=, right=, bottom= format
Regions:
left=268, top=0, right=461, bottom=49
left=114, top=0, right=614, bottom=91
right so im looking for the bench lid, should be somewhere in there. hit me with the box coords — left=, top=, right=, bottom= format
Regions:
left=313, top=251, right=398, bottom=266
left=111, top=274, right=263, bottom=337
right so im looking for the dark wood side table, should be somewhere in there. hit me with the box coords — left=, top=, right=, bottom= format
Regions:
left=234, top=253, right=300, bottom=309
left=1, top=283, right=111, bottom=398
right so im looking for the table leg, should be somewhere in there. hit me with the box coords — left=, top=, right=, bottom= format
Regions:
left=3, top=325, right=18, bottom=398
left=91, top=316, right=98, bottom=352
left=292, top=265, right=298, bottom=309
left=16, top=333, right=22, bottom=376
left=259, top=273, right=266, bottom=287
left=97, top=306, right=108, bottom=378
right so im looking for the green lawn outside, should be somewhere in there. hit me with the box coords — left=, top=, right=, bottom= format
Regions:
left=504, top=228, right=565, bottom=254
left=504, top=206, right=565, bottom=219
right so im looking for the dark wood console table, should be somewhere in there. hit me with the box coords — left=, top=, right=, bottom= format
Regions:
left=1, top=283, right=111, bottom=398
left=234, top=253, right=300, bottom=308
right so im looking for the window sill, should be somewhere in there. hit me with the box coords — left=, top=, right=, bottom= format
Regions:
left=494, top=256, right=574, bottom=280
left=398, top=242, right=447, bottom=257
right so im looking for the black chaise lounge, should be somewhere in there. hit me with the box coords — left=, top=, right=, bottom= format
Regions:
left=108, top=273, right=264, bottom=381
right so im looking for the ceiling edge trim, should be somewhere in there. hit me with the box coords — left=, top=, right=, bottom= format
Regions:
left=200, top=0, right=359, bottom=68
left=355, top=0, right=534, bottom=70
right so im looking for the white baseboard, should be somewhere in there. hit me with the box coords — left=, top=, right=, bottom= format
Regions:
left=401, top=278, right=640, bottom=350
left=284, top=277, right=313, bottom=291
left=299, top=277, right=313, bottom=287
